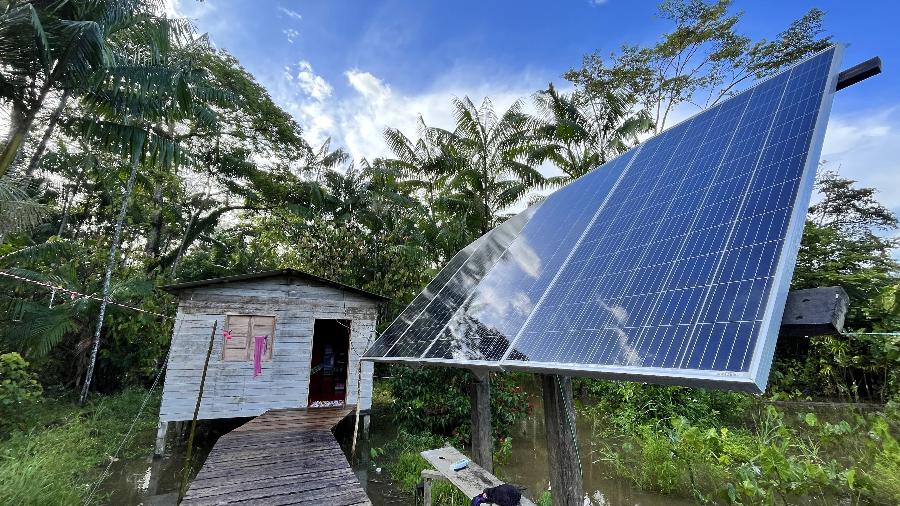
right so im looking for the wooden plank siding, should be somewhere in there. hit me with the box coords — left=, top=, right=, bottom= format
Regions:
left=182, top=407, right=371, bottom=506
left=160, top=277, right=378, bottom=423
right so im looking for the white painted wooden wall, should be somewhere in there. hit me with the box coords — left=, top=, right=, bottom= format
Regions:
left=159, top=277, right=378, bottom=422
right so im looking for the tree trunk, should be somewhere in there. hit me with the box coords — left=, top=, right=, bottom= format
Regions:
left=79, top=154, right=141, bottom=404
left=0, top=82, right=51, bottom=177
left=169, top=209, right=199, bottom=277
left=58, top=161, right=87, bottom=237
left=146, top=178, right=164, bottom=258
left=26, top=89, right=71, bottom=176
left=0, top=102, right=29, bottom=178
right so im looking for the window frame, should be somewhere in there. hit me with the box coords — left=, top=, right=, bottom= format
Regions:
left=222, top=313, right=277, bottom=362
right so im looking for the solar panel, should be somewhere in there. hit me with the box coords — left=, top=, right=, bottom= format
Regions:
left=365, top=46, right=844, bottom=393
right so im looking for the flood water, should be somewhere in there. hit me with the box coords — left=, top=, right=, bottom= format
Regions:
left=350, top=377, right=694, bottom=506
left=498, top=387, right=695, bottom=506
left=94, top=418, right=246, bottom=505
left=99, top=389, right=690, bottom=505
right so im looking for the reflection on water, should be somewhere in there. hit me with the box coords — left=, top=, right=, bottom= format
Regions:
left=99, top=390, right=692, bottom=506
left=94, top=418, right=246, bottom=505
left=501, top=380, right=695, bottom=506
left=343, top=379, right=695, bottom=506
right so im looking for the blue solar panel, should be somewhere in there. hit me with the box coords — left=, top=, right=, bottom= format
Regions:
left=364, top=46, right=844, bottom=393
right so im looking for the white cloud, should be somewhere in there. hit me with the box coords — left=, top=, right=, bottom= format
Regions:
left=162, top=0, right=215, bottom=21
left=274, top=61, right=335, bottom=146
left=283, top=28, right=300, bottom=44
left=821, top=107, right=900, bottom=211
left=332, top=68, right=545, bottom=161
left=292, top=61, right=332, bottom=101
left=277, top=6, right=303, bottom=22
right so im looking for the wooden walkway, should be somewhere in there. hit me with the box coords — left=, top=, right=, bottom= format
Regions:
left=182, top=407, right=371, bottom=505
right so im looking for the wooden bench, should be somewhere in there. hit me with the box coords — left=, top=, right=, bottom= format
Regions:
left=420, top=446, right=536, bottom=506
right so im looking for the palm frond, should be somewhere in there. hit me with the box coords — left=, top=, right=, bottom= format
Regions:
left=0, top=240, right=74, bottom=267
left=0, top=176, right=49, bottom=238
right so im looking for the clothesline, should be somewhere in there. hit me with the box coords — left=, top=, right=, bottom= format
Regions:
left=0, top=270, right=174, bottom=320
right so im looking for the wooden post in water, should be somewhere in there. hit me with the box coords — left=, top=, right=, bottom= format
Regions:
left=179, top=320, right=217, bottom=502
left=470, top=369, right=493, bottom=474
left=541, top=374, right=583, bottom=506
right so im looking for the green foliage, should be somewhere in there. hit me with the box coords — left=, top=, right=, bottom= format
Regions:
left=577, top=379, right=750, bottom=431
left=0, top=389, right=160, bottom=506
left=537, top=490, right=552, bottom=506
left=577, top=377, right=900, bottom=504
left=387, top=367, right=530, bottom=445
left=793, top=170, right=899, bottom=330
left=380, top=430, right=469, bottom=506
left=0, top=352, right=42, bottom=433
left=776, top=170, right=900, bottom=402
left=565, top=0, right=830, bottom=133
left=860, top=415, right=900, bottom=504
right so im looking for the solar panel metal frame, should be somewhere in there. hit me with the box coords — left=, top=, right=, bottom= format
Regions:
left=365, top=45, right=845, bottom=394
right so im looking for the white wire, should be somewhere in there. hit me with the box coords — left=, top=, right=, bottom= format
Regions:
left=0, top=270, right=173, bottom=320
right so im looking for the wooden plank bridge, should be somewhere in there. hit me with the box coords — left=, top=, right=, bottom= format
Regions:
left=182, top=407, right=371, bottom=506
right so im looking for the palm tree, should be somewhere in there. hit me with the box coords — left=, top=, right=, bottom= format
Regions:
left=0, top=0, right=158, bottom=177
left=434, top=97, right=544, bottom=237
left=69, top=18, right=230, bottom=403
left=0, top=246, right=155, bottom=386
left=530, top=83, right=652, bottom=187
left=383, top=117, right=449, bottom=214
left=297, top=137, right=349, bottom=183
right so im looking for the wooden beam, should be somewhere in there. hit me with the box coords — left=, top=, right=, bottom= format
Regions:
left=780, top=286, right=849, bottom=337
left=540, top=374, right=582, bottom=506
left=836, top=57, right=882, bottom=91
left=469, top=369, right=493, bottom=474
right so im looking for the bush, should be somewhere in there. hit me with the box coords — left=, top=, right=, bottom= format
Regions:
left=861, top=415, right=900, bottom=504
left=593, top=404, right=900, bottom=504
left=378, top=430, right=469, bottom=506
left=0, top=352, right=43, bottom=433
left=387, top=367, right=530, bottom=445
left=576, top=379, right=750, bottom=431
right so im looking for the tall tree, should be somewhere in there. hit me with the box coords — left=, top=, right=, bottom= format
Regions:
left=0, top=0, right=156, bottom=176
left=530, top=83, right=652, bottom=186
left=565, top=0, right=831, bottom=133
left=71, top=18, right=229, bottom=403
left=792, top=169, right=899, bottom=329
left=434, top=97, right=544, bottom=237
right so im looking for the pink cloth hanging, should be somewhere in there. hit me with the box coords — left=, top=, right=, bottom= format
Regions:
left=252, top=335, right=267, bottom=378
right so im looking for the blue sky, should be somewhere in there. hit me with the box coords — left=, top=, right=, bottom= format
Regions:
left=167, top=0, right=899, bottom=231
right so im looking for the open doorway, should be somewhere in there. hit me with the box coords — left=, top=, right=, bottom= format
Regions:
left=308, top=319, right=351, bottom=407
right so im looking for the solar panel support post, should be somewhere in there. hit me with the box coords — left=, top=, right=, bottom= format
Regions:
left=469, top=368, right=493, bottom=474
left=541, top=374, right=583, bottom=506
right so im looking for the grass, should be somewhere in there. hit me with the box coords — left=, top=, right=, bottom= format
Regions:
left=372, top=429, right=470, bottom=506
left=0, top=388, right=160, bottom=506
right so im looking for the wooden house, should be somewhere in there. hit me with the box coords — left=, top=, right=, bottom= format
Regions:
left=154, top=269, right=386, bottom=454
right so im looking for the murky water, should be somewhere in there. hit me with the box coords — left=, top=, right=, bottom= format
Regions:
left=99, top=391, right=690, bottom=505
left=340, top=377, right=694, bottom=506
left=94, top=418, right=247, bottom=505
left=498, top=384, right=695, bottom=506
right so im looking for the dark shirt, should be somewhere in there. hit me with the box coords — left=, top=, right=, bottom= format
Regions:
left=471, top=484, right=521, bottom=506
